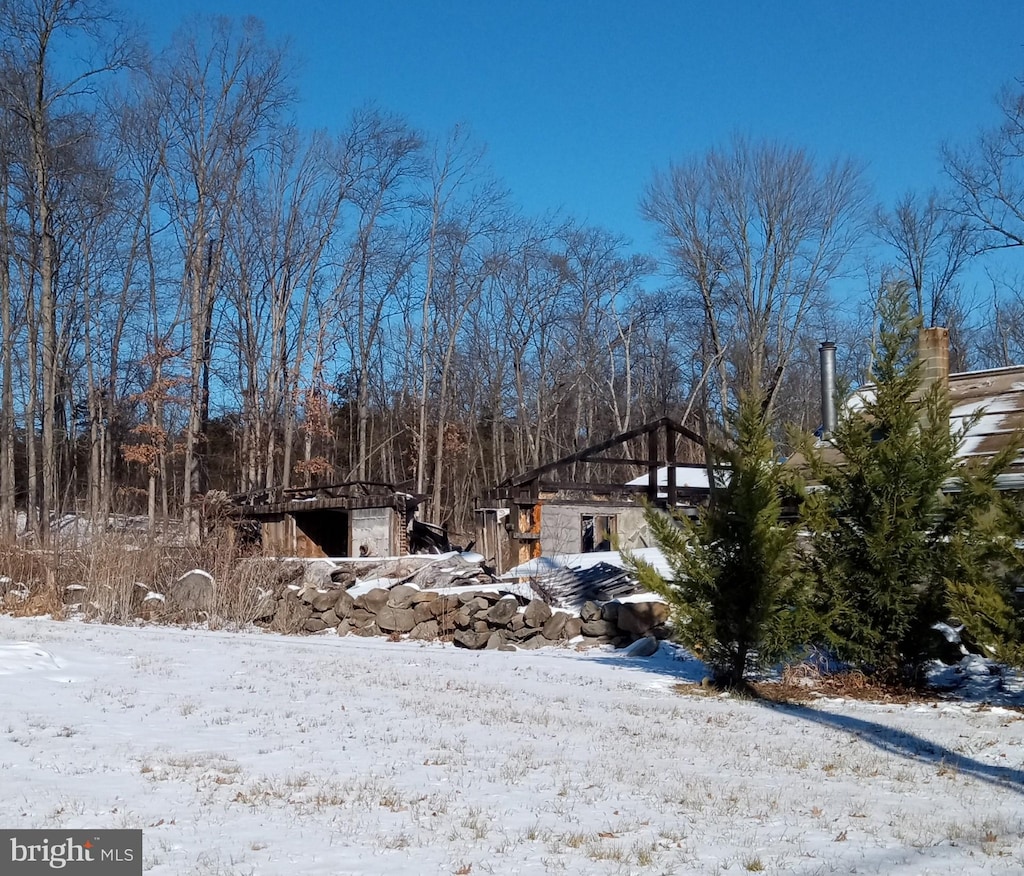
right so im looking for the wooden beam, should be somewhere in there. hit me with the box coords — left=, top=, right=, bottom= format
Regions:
left=576, top=455, right=671, bottom=466
left=647, top=428, right=658, bottom=503
left=495, top=416, right=706, bottom=489
left=666, top=426, right=677, bottom=507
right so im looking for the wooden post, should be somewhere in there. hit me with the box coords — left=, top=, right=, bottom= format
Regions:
left=647, top=428, right=658, bottom=503
left=666, top=424, right=677, bottom=507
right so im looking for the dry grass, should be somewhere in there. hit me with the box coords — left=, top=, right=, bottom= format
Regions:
left=0, top=528, right=274, bottom=628
left=673, top=663, right=945, bottom=705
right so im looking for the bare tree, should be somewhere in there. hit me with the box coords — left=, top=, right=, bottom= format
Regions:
left=642, top=137, right=868, bottom=421
left=0, top=0, right=135, bottom=540
left=975, top=271, right=1024, bottom=368
left=152, top=15, right=292, bottom=542
left=875, top=190, right=975, bottom=327
left=548, top=224, right=652, bottom=447
left=225, top=129, right=345, bottom=492
left=491, top=225, right=565, bottom=471
left=414, top=125, right=493, bottom=498
left=874, top=190, right=979, bottom=370
left=114, top=80, right=180, bottom=533
left=943, top=73, right=1024, bottom=370
left=0, top=93, right=19, bottom=538
left=334, top=108, right=424, bottom=481
left=945, top=77, right=1024, bottom=252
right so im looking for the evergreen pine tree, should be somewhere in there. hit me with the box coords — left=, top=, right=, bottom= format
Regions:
left=628, top=391, right=809, bottom=689
left=803, top=282, right=1023, bottom=680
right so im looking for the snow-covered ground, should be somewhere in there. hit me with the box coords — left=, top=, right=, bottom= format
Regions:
left=1, top=617, right=1023, bottom=875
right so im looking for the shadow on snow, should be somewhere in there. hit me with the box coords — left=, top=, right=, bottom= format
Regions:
left=591, top=645, right=1024, bottom=796
left=766, top=699, right=1024, bottom=796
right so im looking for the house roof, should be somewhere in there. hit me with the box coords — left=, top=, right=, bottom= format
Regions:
left=948, top=366, right=1024, bottom=470
left=792, top=364, right=1024, bottom=482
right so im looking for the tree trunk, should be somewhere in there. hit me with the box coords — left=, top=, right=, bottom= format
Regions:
left=0, top=173, right=15, bottom=539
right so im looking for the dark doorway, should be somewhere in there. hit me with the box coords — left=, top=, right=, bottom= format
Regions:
left=293, top=510, right=349, bottom=557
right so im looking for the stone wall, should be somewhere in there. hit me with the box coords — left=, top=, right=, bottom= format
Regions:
left=39, top=555, right=671, bottom=654
left=264, top=580, right=671, bottom=653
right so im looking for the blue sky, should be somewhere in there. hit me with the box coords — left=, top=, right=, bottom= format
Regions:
left=123, top=0, right=1024, bottom=263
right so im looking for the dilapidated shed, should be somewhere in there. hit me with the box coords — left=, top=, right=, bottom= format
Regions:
left=229, top=481, right=422, bottom=558
left=476, top=417, right=707, bottom=574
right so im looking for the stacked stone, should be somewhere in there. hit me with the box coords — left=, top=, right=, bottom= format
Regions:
left=272, top=582, right=670, bottom=652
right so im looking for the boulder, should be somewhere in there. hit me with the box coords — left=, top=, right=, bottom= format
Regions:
left=355, top=588, right=390, bottom=615
left=601, top=601, right=621, bottom=624
left=580, top=601, right=602, bottom=622
left=336, top=619, right=352, bottom=636
left=330, top=569, right=359, bottom=589
left=582, top=618, right=618, bottom=638
left=375, top=606, right=417, bottom=634
left=351, top=622, right=381, bottom=637
left=303, top=617, right=328, bottom=633
left=650, top=624, right=672, bottom=640
left=517, top=633, right=548, bottom=650
left=616, top=601, right=670, bottom=638
left=453, top=629, right=489, bottom=650
left=485, top=631, right=506, bottom=650
left=409, top=590, right=438, bottom=606
left=410, top=620, right=439, bottom=641
left=473, top=619, right=490, bottom=633
left=523, top=599, right=552, bottom=628
left=468, top=596, right=491, bottom=615
left=541, top=611, right=569, bottom=641
left=166, top=569, right=215, bottom=615
left=321, top=608, right=340, bottom=627
left=486, top=596, right=519, bottom=625
left=457, top=591, right=482, bottom=605
left=924, top=622, right=969, bottom=664
left=453, top=608, right=474, bottom=628
left=349, top=607, right=376, bottom=628
left=334, top=590, right=355, bottom=620
left=431, top=594, right=462, bottom=616
left=623, top=635, right=660, bottom=658
left=309, top=588, right=341, bottom=612
left=413, top=601, right=436, bottom=625
left=387, top=585, right=419, bottom=609
left=302, top=559, right=336, bottom=589
left=564, top=617, right=583, bottom=639
left=269, top=592, right=312, bottom=633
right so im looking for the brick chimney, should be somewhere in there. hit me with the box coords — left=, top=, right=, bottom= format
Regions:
left=918, top=327, right=950, bottom=392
